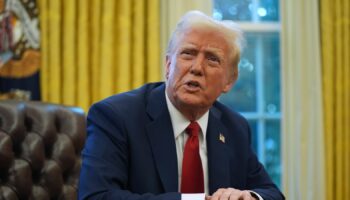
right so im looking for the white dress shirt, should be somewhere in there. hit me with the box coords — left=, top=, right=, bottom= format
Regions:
left=165, top=92, right=263, bottom=200
left=165, top=92, right=209, bottom=194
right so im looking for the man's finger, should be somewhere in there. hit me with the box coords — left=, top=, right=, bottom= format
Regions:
left=239, top=191, right=254, bottom=200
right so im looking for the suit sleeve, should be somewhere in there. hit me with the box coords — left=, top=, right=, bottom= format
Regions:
left=78, top=101, right=181, bottom=200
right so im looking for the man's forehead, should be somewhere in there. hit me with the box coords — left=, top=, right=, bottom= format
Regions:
left=168, top=26, right=231, bottom=55
left=179, top=43, right=224, bottom=53
left=181, top=28, right=227, bottom=44
left=177, top=39, right=228, bottom=55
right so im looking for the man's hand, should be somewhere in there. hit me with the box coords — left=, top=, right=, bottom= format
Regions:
left=206, top=188, right=257, bottom=200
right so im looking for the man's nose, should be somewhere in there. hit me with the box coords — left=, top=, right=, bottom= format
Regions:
left=190, top=55, right=205, bottom=76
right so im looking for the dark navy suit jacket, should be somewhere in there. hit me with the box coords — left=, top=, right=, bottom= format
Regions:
left=78, top=82, right=284, bottom=200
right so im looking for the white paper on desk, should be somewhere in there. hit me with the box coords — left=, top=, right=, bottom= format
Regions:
left=182, top=193, right=205, bottom=200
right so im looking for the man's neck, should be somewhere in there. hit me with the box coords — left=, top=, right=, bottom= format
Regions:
left=165, top=90, right=209, bottom=121
left=176, top=105, right=207, bottom=121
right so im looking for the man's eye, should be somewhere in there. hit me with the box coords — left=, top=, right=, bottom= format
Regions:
left=208, top=56, right=220, bottom=63
left=180, top=50, right=195, bottom=59
left=181, top=50, right=193, bottom=55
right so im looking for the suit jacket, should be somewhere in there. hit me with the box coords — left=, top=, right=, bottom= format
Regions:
left=78, top=82, right=284, bottom=200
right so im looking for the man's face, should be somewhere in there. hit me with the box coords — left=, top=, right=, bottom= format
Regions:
left=166, top=27, right=235, bottom=112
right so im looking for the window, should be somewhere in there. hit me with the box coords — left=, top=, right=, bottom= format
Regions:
left=213, top=0, right=281, bottom=187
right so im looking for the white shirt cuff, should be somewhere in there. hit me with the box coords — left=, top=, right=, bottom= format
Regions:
left=181, top=193, right=205, bottom=200
left=250, top=191, right=264, bottom=200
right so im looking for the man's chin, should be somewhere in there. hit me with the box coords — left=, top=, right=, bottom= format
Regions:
left=177, top=97, right=207, bottom=109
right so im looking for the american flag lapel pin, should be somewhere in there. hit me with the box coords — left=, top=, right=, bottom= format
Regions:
left=219, top=133, right=225, bottom=143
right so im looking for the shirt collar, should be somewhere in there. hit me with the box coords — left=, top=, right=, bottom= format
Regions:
left=165, top=91, right=209, bottom=139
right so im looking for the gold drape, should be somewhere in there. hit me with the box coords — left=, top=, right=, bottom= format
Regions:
left=320, top=0, right=350, bottom=199
left=281, top=0, right=326, bottom=199
left=38, top=0, right=160, bottom=111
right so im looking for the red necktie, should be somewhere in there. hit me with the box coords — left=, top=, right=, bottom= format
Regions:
left=181, top=121, right=204, bottom=193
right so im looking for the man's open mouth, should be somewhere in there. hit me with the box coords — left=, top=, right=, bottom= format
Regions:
left=186, top=81, right=200, bottom=87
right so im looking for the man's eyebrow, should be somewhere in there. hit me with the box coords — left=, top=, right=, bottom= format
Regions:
left=178, top=44, right=225, bottom=58
left=179, top=44, right=197, bottom=49
left=204, top=48, right=224, bottom=58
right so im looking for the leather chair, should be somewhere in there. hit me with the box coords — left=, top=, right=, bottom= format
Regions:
left=0, top=100, right=86, bottom=200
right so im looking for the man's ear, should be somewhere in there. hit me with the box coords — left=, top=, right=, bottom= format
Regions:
left=165, top=55, right=171, bottom=80
left=222, top=71, right=237, bottom=93
left=222, top=80, right=234, bottom=93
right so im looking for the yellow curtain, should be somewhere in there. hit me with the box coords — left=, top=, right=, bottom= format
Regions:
left=281, top=0, right=325, bottom=199
left=38, top=0, right=160, bottom=111
left=320, top=0, right=350, bottom=199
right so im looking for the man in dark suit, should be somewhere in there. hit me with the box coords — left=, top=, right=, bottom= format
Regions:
left=78, top=11, right=284, bottom=200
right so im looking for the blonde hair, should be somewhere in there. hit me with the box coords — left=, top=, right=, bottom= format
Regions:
left=167, top=10, right=245, bottom=82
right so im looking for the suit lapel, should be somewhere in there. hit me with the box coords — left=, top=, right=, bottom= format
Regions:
left=207, top=106, right=231, bottom=194
left=145, top=84, right=178, bottom=192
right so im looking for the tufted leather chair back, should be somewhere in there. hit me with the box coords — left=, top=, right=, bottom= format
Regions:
left=0, top=100, right=86, bottom=200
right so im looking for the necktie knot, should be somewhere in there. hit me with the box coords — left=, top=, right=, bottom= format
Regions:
left=186, top=121, right=200, bottom=137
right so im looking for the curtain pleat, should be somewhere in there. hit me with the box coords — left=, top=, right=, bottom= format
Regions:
left=38, top=0, right=48, bottom=100
left=62, top=0, right=76, bottom=105
left=47, top=0, right=62, bottom=103
left=77, top=0, right=89, bottom=110
left=115, top=0, right=131, bottom=92
left=90, top=0, right=101, bottom=103
left=320, top=0, right=350, bottom=199
left=344, top=0, right=350, bottom=195
left=281, top=0, right=325, bottom=199
left=99, top=0, right=116, bottom=98
left=147, top=0, right=160, bottom=82
left=132, top=0, right=145, bottom=88
left=38, top=0, right=160, bottom=111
